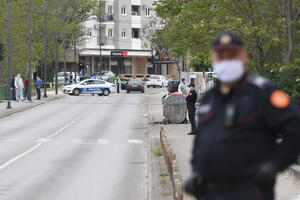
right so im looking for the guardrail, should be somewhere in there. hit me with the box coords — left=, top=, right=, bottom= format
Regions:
left=160, top=126, right=183, bottom=200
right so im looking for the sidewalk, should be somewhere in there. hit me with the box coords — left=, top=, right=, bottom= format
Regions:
left=147, top=88, right=300, bottom=200
left=0, top=89, right=64, bottom=118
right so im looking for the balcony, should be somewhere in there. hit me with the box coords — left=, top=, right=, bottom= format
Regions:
left=99, top=14, right=114, bottom=22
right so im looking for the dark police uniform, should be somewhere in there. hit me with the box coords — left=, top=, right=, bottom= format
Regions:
left=186, top=87, right=197, bottom=133
left=190, top=73, right=300, bottom=200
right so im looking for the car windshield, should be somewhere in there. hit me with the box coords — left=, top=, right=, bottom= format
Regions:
left=129, top=80, right=142, bottom=84
left=100, top=72, right=109, bottom=76
left=57, top=72, right=65, bottom=77
left=149, top=76, right=159, bottom=80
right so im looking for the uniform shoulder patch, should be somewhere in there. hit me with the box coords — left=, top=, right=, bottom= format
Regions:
left=248, top=74, right=270, bottom=89
left=270, top=90, right=290, bottom=109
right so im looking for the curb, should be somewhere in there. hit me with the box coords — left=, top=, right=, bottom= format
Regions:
left=0, top=95, right=64, bottom=118
left=289, top=165, right=300, bottom=180
left=160, top=126, right=184, bottom=200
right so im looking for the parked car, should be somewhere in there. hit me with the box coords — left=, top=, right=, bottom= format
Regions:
left=126, top=79, right=145, bottom=93
left=53, top=72, right=80, bottom=85
left=63, top=79, right=112, bottom=96
left=121, top=80, right=128, bottom=90
left=147, top=75, right=168, bottom=88
left=168, top=80, right=180, bottom=94
left=94, top=71, right=115, bottom=83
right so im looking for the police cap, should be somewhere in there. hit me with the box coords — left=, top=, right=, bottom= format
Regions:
left=212, top=31, right=244, bottom=51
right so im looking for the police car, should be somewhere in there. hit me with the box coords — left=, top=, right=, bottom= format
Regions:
left=63, top=79, right=113, bottom=96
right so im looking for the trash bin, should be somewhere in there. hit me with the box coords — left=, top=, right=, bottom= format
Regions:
left=162, top=93, right=187, bottom=124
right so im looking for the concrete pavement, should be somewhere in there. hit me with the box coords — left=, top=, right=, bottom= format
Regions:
left=0, top=90, right=149, bottom=200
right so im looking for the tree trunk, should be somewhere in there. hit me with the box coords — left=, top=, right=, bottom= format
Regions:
left=284, top=0, right=293, bottom=64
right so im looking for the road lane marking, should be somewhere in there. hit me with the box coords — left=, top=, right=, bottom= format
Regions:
left=0, top=97, right=108, bottom=171
left=97, top=139, right=108, bottom=144
left=36, top=138, right=52, bottom=143
left=0, top=143, right=43, bottom=171
left=128, top=140, right=143, bottom=144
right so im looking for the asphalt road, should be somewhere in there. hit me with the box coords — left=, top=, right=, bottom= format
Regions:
left=0, top=91, right=149, bottom=200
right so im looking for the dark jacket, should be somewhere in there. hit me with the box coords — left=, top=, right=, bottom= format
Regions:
left=186, top=90, right=197, bottom=108
left=10, top=77, right=15, bottom=88
left=192, top=73, right=300, bottom=182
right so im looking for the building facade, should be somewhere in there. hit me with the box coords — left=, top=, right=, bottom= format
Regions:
left=78, top=0, right=177, bottom=77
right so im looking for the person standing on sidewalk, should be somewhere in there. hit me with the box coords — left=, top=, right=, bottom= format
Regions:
left=35, top=76, right=42, bottom=100
left=185, top=31, right=300, bottom=200
left=24, top=77, right=30, bottom=100
left=15, top=74, right=24, bottom=101
left=116, top=75, right=121, bottom=93
left=79, top=69, right=84, bottom=81
left=10, top=75, right=16, bottom=101
left=186, top=83, right=197, bottom=135
left=178, top=78, right=188, bottom=97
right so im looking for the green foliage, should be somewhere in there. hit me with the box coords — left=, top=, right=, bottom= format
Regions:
left=0, top=41, right=3, bottom=62
left=152, top=147, right=163, bottom=157
left=154, top=0, right=300, bottom=106
left=0, top=0, right=97, bottom=82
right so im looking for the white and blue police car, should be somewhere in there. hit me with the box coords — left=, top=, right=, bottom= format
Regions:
left=63, top=79, right=114, bottom=96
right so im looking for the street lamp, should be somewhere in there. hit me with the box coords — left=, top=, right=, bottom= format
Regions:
left=43, top=0, right=48, bottom=98
left=63, top=0, right=67, bottom=84
left=73, top=0, right=78, bottom=83
left=28, top=0, right=32, bottom=101
left=55, top=0, right=58, bottom=94
left=6, top=0, right=12, bottom=109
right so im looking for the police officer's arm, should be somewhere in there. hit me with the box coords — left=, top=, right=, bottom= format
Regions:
left=261, top=84, right=300, bottom=171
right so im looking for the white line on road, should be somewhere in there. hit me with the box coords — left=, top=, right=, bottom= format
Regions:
left=128, top=140, right=143, bottom=144
left=0, top=97, right=108, bottom=171
left=97, top=139, right=108, bottom=144
left=0, top=143, right=44, bottom=171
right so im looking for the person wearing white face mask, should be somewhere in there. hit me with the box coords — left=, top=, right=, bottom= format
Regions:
left=185, top=32, right=300, bottom=200
left=15, top=74, right=24, bottom=101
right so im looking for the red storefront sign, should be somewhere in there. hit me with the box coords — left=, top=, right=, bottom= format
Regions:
left=122, top=51, right=128, bottom=57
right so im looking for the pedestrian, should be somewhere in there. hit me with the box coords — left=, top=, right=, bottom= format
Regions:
left=35, top=75, right=42, bottom=100
left=69, top=72, right=73, bottom=84
left=10, top=75, right=16, bottom=101
left=15, top=74, right=24, bottom=101
left=79, top=69, right=84, bottom=81
left=178, top=77, right=188, bottom=97
left=24, top=77, right=30, bottom=100
left=185, top=31, right=300, bottom=200
left=116, top=75, right=121, bottom=93
left=186, top=83, right=197, bottom=135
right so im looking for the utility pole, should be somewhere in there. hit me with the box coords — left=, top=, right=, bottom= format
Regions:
left=55, top=0, right=58, bottom=94
left=43, top=0, right=48, bottom=98
left=6, top=0, right=12, bottom=109
left=28, top=0, right=32, bottom=101
left=99, top=0, right=102, bottom=73
left=73, top=0, right=77, bottom=83
left=63, top=0, right=67, bottom=84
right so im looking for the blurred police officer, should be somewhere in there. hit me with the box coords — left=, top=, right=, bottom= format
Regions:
left=185, top=31, right=300, bottom=200
left=186, top=83, right=197, bottom=135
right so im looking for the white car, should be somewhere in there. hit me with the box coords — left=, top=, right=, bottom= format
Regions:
left=63, top=79, right=112, bottom=96
left=147, top=75, right=168, bottom=88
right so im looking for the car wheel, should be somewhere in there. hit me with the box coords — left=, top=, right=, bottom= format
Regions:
left=98, top=93, right=103, bottom=96
left=141, top=90, right=145, bottom=93
left=147, top=86, right=150, bottom=88
left=103, top=89, right=110, bottom=96
left=127, top=90, right=130, bottom=93
left=73, top=88, right=80, bottom=96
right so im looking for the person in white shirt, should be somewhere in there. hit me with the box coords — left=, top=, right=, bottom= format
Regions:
left=178, top=78, right=188, bottom=97
left=15, top=74, right=24, bottom=101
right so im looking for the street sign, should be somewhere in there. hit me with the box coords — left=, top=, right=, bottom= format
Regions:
left=111, top=51, right=128, bottom=57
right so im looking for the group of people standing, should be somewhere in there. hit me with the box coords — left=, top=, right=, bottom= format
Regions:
left=10, top=74, right=43, bottom=101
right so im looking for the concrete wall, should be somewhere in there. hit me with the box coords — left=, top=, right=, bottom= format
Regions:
left=132, top=57, right=147, bottom=74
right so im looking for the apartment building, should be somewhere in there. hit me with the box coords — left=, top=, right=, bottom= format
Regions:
left=78, top=0, right=177, bottom=76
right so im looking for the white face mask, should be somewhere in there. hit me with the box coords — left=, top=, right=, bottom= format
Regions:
left=213, top=60, right=245, bottom=83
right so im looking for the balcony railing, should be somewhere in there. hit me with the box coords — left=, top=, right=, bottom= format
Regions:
left=99, top=14, right=114, bottom=22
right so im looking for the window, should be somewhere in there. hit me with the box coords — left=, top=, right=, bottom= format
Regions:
left=132, top=5, right=140, bottom=16
left=146, top=7, right=151, bottom=16
left=121, top=30, right=126, bottom=38
left=107, top=5, right=113, bottom=14
left=87, top=27, right=92, bottom=37
left=108, top=29, right=113, bottom=38
left=132, top=28, right=140, bottom=38
left=121, top=7, right=126, bottom=15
